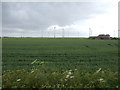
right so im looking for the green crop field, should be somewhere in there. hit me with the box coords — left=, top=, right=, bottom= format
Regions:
left=2, top=38, right=119, bottom=88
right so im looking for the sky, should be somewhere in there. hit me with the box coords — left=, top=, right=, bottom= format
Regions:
left=2, top=1, right=118, bottom=37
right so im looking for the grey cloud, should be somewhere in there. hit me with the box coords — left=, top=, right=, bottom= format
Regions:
left=2, top=2, right=111, bottom=36
left=0, top=3, right=1, bottom=22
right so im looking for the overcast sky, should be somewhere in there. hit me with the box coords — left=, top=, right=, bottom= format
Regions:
left=2, top=1, right=118, bottom=37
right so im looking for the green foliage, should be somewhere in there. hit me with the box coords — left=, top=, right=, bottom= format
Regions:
left=2, top=68, right=118, bottom=88
left=2, top=39, right=118, bottom=72
left=2, top=38, right=119, bottom=88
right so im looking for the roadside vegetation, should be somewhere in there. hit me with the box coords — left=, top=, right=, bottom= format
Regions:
left=3, top=66, right=118, bottom=88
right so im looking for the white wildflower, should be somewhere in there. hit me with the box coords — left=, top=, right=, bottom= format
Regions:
left=75, top=69, right=77, bottom=71
left=31, top=59, right=37, bottom=64
left=96, top=68, right=101, bottom=73
left=65, top=70, right=68, bottom=73
left=68, top=72, right=72, bottom=75
left=99, top=78, right=105, bottom=83
left=69, top=70, right=72, bottom=72
left=65, top=79, right=67, bottom=81
left=70, top=76, right=74, bottom=79
left=99, top=78, right=103, bottom=81
left=57, top=84, right=60, bottom=88
left=66, top=75, right=70, bottom=78
left=17, top=79, right=21, bottom=82
left=31, top=70, right=34, bottom=73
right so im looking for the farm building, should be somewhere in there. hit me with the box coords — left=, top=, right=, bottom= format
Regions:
left=89, top=34, right=110, bottom=40
left=97, top=34, right=110, bottom=39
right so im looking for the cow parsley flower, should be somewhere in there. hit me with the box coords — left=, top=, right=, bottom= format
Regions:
left=17, top=79, right=21, bottom=82
left=75, top=69, right=77, bottom=71
left=99, top=78, right=103, bottom=81
left=68, top=72, right=72, bottom=75
left=99, top=78, right=105, bottom=83
left=66, top=75, right=70, bottom=78
left=70, top=76, right=74, bottom=79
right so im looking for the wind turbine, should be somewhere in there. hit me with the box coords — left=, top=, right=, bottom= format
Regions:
left=54, top=27, right=56, bottom=38
left=114, top=30, right=115, bottom=37
left=62, top=28, right=64, bottom=38
left=118, top=29, right=120, bottom=38
left=89, top=28, right=92, bottom=37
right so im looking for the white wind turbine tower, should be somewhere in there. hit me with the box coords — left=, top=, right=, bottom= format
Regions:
left=89, top=28, right=92, bottom=37
left=118, top=29, right=120, bottom=38
left=62, top=28, right=64, bottom=38
left=114, top=30, right=115, bottom=37
left=54, top=27, right=56, bottom=38
left=48, top=31, right=49, bottom=38
left=41, top=30, right=43, bottom=38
